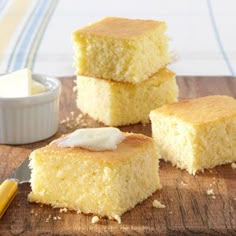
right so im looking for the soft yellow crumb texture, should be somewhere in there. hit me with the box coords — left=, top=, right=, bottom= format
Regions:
left=77, top=68, right=178, bottom=126
left=28, top=133, right=161, bottom=218
left=72, top=17, right=170, bottom=83
left=150, top=95, right=236, bottom=174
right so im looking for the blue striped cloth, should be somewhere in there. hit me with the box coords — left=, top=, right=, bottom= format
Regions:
left=0, top=0, right=235, bottom=76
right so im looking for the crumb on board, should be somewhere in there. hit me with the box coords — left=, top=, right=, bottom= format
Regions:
left=91, top=216, right=100, bottom=224
left=77, top=210, right=81, bottom=214
left=231, top=163, right=236, bottom=169
left=53, top=216, right=62, bottom=221
left=206, top=189, right=216, bottom=199
left=60, top=112, right=88, bottom=130
left=152, top=199, right=166, bottom=209
left=207, top=189, right=215, bottom=195
left=113, top=215, right=121, bottom=224
left=59, top=208, right=68, bottom=213
left=46, top=214, right=51, bottom=223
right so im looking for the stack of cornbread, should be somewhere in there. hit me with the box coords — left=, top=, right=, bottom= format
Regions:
left=72, top=17, right=178, bottom=126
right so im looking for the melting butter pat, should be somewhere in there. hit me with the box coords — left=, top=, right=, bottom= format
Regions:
left=0, top=68, right=47, bottom=98
left=57, top=127, right=125, bottom=151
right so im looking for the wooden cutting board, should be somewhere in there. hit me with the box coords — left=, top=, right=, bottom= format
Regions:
left=0, top=76, right=236, bottom=235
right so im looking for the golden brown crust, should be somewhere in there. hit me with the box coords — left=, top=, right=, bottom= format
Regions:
left=32, top=133, right=154, bottom=163
left=73, top=17, right=166, bottom=38
left=108, top=68, right=175, bottom=86
left=151, top=95, right=236, bottom=124
left=77, top=68, right=175, bottom=86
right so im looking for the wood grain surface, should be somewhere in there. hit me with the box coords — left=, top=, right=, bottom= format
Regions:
left=0, top=76, right=236, bottom=236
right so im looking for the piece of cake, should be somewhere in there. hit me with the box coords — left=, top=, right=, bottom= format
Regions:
left=150, top=95, right=236, bottom=175
left=76, top=68, right=178, bottom=126
left=72, top=17, right=170, bottom=84
left=28, top=128, right=161, bottom=219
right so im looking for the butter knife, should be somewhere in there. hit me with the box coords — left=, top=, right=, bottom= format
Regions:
left=0, top=158, right=30, bottom=219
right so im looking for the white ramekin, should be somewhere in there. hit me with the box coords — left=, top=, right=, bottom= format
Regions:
left=0, top=74, right=61, bottom=144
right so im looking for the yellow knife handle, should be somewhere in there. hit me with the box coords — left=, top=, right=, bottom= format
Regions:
left=0, top=179, right=18, bottom=219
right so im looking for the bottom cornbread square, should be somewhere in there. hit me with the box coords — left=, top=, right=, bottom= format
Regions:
left=28, top=132, right=161, bottom=219
left=76, top=68, right=178, bottom=126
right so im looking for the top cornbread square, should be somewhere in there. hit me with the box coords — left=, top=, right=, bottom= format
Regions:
left=150, top=95, right=236, bottom=174
left=72, top=17, right=170, bottom=83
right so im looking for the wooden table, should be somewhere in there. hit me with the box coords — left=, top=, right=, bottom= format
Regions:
left=0, top=76, right=236, bottom=235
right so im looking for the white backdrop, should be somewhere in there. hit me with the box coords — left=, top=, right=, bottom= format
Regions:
left=0, top=0, right=235, bottom=76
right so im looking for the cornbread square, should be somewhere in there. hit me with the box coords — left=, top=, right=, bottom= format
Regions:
left=150, top=95, right=236, bottom=175
left=77, top=68, right=178, bottom=126
left=72, top=17, right=170, bottom=83
left=28, top=133, right=161, bottom=218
